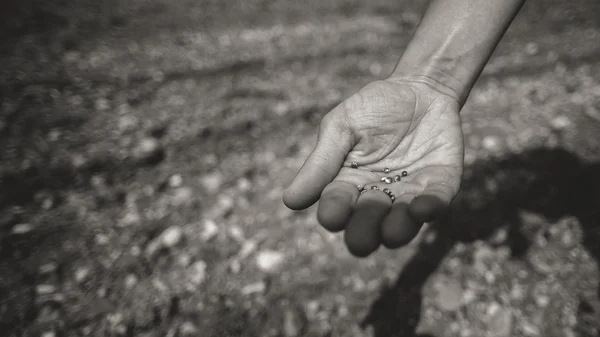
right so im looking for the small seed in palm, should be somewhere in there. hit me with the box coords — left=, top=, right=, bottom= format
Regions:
left=370, top=186, right=379, bottom=190
left=401, top=171, right=408, bottom=177
left=357, top=184, right=364, bottom=191
left=351, top=162, right=358, bottom=169
left=383, top=177, right=393, bottom=184
left=383, top=188, right=392, bottom=195
left=394, top=175, right=402, bottom=182
left=383, top=168, right=391, bottom=173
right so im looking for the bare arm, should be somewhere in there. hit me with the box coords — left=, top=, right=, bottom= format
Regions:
left=392, top=0, right=526, bottom=106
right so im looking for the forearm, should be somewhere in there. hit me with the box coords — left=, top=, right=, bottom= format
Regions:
left=391, top=0, right=526, bottom=106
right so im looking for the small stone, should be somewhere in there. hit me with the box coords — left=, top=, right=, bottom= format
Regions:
left=241, top=281, right=266, bottom=295
left=535, top=295, right=550, bottom=308
left=95, top=234, right=110, bottom=245
left=521, top=321, right=540, bottom=336
left=256, top=250, right=285, bottom=273
left=133, top=137, right=164, bottom=164
left=36, top=284, right=57, bottom=295
left=487, top=305, right=513, bottom=337
left=170, top=187, right=194, bottom=206
left=75, top=267, right=91, bottom=283
left=95, top=98, right=110, bottom=111
left=237, top=177, right=252, bottom=192
left=11, top=223, right=33, bottom=235
left=173, top=253, right=190, bottom=268
left=199, top=171, right=223, bottom=193
left=168, top=174, right=183, bottom=188
left=482, top=136, right=502, bottom=152
left=283, top=308, right=301, bottom=337
left=39, top=262, right=58, bottom=275
left=273, top=102, right=290, bottom=116
left=179, top=322, right=198, bottom=336
left=119, top=209, right=141, bottom=227
left=433, top=277, right=463, bottom=311
left=550, top=115, right=571, bottom=130
left=238, top=240, right=258, bottom=259
left=525, top=42, right=539, bottom=55
left=229, top=259, right=242, bottom=274
left=201, top=219, right=219, bottom=242
left=124, top=274, right=138, bottom=289
left=160, top=226, right=183, bottom=247
left=152, top=278, right=169, bottom=292
left=118, top=115, right=138, bottom=133
left=188, top=261, right=207, bottom=286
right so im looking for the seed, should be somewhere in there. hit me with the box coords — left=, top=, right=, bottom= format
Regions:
left=383, top=177, right=393, bottom=184
left=370, top=186, right=379, bottom=190
left=390, top=195, right=396, bottom=201
left=383, top=188, right=391, bottom=195
left=360, top=189, right=367, bottom=194
left=383, top=168, right=391, bottom=173
left=401, top=171, right=408, bottom=177
left=394, top=175, right=402, bottom=182
left=351, top=162, right=358, bottom=169
left=357, top=184, right=364, bottom=191
left=380, top=177, right=387, bottom=182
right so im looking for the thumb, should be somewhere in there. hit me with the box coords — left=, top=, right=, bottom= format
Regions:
left=283, top=114, right=353, bottom=210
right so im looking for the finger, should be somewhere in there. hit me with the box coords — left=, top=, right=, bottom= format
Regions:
left=317, top=181, right=359, bottom=232
left=380, top=202, right=422, bottom=249
left=408, top=183, right=456, bottom=223
left=283, top=114, right=353, bottom=210
left=344, top=187, right=391, bottom=257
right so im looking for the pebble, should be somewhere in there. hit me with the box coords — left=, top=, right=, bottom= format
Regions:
left=188, top=261, right=207, bottom=286
left=201, top=219, right=219, bottom=241
left=550, top=115, right=571, bottom=130
left=521, top=321, right=540, bottom=336
left=119, top=209, right=141, bottom=227
left=124, top=274, right=138, bottom=289
left=486, top=305, right=513, bottom=337
left=237, top=177, right=252, bottom=192
left=177, top=253, right=192, bottom=267
left=199, top=171, right=223, bottom=193
left=36, top=284, right=57, bottom=295
left=39, top=262, right=58, bottom=275
left=118, top=115, right=139, bottom=133
left=75, top=266, right=91, bottom=283
left=283, top=308, right=301, bottom=337
left=95, top=98, right=110, bottom=111
left=241, top=281, right=266, bottom=295
left=256, top=250, right=285, bottom=273
left=179, top=322, right=198, bottom=336
left=132, top=137, right=164, bottom=164
left=433, top=277, right=463, bottom=311
left=238, top=240, right=258, bottom=259
left=168, top=174, right=183, bottom=188
left=229, top=259, right=242, bottom=274
left=11, top=223, right=33, bottom=235
left=481, top=136, right=502, bottom=152
left=160, top=226, right=183, bottom=247
left=170, top=187, right=194, bottom=206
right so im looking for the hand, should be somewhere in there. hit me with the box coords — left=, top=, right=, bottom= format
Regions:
left=283, top=77, right=464, bottom=257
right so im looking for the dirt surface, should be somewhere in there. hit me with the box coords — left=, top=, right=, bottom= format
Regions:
left=1, top=0, right=600, bottom=336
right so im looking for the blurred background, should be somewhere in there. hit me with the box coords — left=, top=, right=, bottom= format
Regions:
left=1, top=0, right=600, bottom=336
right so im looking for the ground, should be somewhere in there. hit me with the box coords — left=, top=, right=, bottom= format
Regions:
left=1, top=0, right=600, bottom=336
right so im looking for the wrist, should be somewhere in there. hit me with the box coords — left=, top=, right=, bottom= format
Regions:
left=389, top=63, right=468, bottom=106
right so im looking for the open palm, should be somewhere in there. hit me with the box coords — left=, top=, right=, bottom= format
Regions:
left=283, top=78, right=464, bottom=257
